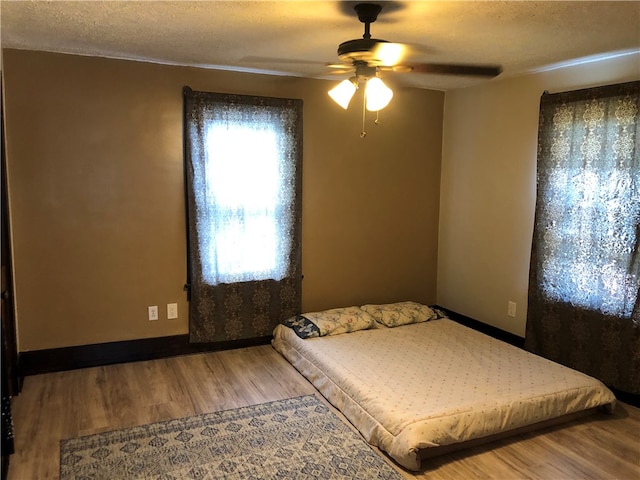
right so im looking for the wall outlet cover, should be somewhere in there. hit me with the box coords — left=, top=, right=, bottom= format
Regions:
left=148, top=305, right=159, bottom=321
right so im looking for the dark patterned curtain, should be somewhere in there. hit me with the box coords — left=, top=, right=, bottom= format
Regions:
left=184, top=88, right=302, bottom=343
left=526, top=81, right=640, bottom=394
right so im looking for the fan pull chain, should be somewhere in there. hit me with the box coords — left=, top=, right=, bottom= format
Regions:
left=374, top=110, right=380, bottom=125
left=360, top=93, right=367, bottom=138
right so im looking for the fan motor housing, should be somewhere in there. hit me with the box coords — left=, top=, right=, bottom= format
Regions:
left=337, top=38, right=390, bottom=65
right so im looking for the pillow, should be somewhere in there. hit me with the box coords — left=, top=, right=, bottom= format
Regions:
left=360, top=301, right=436, bottom=327
left=282, top=306, right=376, bottom=339
left=430, top=306, right=449, bottom=320
left=281, top=315, right=321, bottom=339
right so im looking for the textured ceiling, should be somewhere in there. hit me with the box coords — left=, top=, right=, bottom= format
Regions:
left=1, top=1, right=639, bottom=90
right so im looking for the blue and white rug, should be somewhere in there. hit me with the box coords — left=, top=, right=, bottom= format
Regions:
left=60, top=394, right=403, bottom=479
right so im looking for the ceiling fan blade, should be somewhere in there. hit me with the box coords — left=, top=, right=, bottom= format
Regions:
left=327, top=63, right=352, bottom=69
left=406, top=63, right=502, bottom=77
left=238, top=56, right=327, bottom=66
left=329, top=69, right=356, bottom=75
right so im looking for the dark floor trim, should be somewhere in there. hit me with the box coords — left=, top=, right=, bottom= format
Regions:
left=18, top=334, right=271, bottom=377
left=17, top=310, right=640, bottom=409
left=1, top=455, right=8, bottom=480
left=435, top=306, right=525, bottom=348
left=610, top=388, right=640, bottom=408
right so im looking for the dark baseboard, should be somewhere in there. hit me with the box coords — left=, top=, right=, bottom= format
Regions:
left=610, top=388, right=640, bottom=409
left=1, top=455, right=8, bottom=480
left=435, top=305, right=525, bottom=348
left=436, top=306, right=640, bottom=409
left=17, top=310, right=640, bottom=409
left=18, top=334, right=272, bottom=377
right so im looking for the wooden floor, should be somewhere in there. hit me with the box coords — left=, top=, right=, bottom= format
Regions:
left=7, top=344, right=640, bottom=480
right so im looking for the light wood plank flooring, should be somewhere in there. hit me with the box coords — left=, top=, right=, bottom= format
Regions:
left=8, top=345, right=640, bottom=479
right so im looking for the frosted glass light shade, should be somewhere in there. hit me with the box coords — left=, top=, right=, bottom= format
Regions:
left=365, top=77, right=393, bottom=111
left=328, top=79, right=357, bottom=109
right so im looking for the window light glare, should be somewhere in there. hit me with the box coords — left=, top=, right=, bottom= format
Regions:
left=328, top=78, right=357, bottom=109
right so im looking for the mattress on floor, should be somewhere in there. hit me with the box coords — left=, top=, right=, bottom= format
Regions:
left=272, top=318, right=616, bottom=470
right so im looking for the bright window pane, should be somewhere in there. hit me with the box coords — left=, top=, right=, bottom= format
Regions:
left=200, top=123, right=290, bottom=285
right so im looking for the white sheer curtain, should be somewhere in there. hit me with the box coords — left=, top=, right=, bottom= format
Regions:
left=201, top=123, right=294, bottom=285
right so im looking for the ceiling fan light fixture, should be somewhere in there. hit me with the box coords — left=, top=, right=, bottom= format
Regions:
left=373, top=42, right=406, bottom=66
left=365, top=77, right=393, bottom=111
left=328, top=78, right=358, bottom=109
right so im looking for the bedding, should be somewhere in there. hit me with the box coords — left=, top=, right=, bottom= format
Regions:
left=272, top=314, right=616, bottom=471
left=282, top=306, right=376, bottom=338
left=360, top=301, right=437, bottom=327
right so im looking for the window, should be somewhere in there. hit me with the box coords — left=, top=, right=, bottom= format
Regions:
left=202, top=123, right=293, bottom=285
left=526, top=81, right=639, bottom=394
left=184, top=88, right=303, bottom=343
left=536, top=93, right=639, bottom=318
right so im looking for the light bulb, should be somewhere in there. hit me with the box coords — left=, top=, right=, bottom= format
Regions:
left=373, top=43, right=406, bottom=66
left=365, top=77, right=393, bottom=111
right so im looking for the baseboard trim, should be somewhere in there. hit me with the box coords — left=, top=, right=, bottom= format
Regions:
left=18, top=334, right=272, bottom=377
left=435, top=306, right=525, bottom=348
left=17, top=309, right=520, bottom=378
left=1, top=454, right=9, bottom=480
left=18, top=311, right=639, bottom=409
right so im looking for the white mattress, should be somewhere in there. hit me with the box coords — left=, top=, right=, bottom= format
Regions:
left=272, top=318, right=616, bottom=470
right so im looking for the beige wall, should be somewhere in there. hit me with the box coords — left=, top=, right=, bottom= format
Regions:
left=437, top=52, right=640, bottom=337
left=2, top=49, right=444, bottom=351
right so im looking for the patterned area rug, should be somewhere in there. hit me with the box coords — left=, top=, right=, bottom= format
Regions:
left=60, top=394, right=403, bottom=479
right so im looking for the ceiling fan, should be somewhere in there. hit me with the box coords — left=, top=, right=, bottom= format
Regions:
left=332, top=3, right=503, bottom=82
left=328, top=3, right=502, bottom=114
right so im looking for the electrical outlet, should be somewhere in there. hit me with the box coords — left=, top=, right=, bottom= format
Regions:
left=507, top=301, right=517, bottom=318
left=148, top=305, right=159, bottom=321
left=167, top=303, right=178, bottom=319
